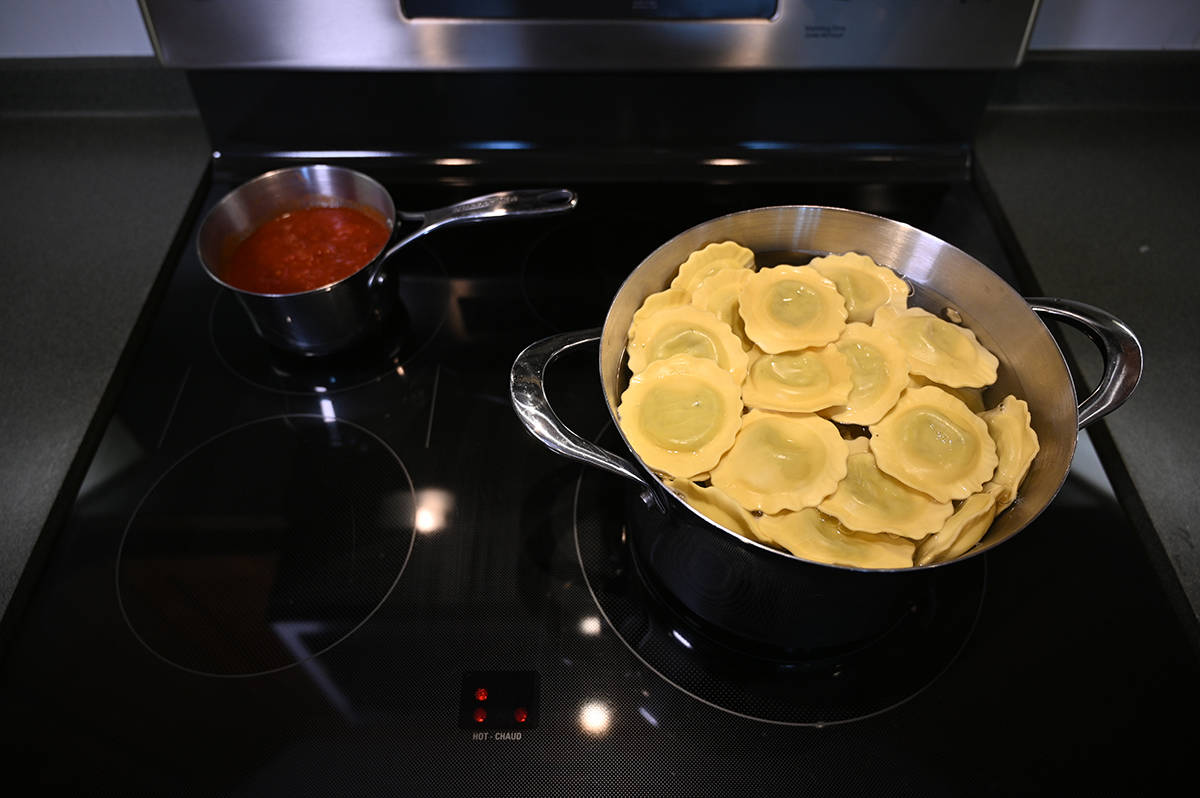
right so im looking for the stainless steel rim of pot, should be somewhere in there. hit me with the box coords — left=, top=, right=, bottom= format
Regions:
left=196, top=164, right=398, bottom=297
left=511, top=205, right=1143, bottom=572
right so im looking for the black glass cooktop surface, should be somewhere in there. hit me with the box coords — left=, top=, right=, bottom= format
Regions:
left=2, top=163, right=1197, bottom=796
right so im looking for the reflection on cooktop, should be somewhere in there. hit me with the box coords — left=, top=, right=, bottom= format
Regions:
left=520, top=211, right=665, bottom=331
left=117, top=415, right=416, bottom=677
left=209, top=243, right=450, bottom=395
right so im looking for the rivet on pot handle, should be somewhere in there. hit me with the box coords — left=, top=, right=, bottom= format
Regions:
left=511, top=329, right=663, bottom=501
left=1028, top=297, right=1143, bottom=430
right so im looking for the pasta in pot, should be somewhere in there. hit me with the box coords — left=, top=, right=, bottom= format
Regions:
left=820, top=322, right=910, bottom=426
left=709, top=409, right=849, bottom=514
left=626, top=304, right=749, bottom=384
left=670, top=240, right=756, bottom=294
left=978, top=395, right=1040, bottom=510
left=868, top=385, right=999, bottom=504
left=817, top=437, right=955, bottom=539
left=741, top=343, right=853, bottom=413
left=806, top=251, right=910, bottom=324
left=738, top=264, right=848, bottom=353
left=873, top=304, right=999, bottom=389
left=690, top=268, right=754, bottom=350
left=622, top=241, right=1040, bottom=568
left=617, top=353, right=743, bottom=480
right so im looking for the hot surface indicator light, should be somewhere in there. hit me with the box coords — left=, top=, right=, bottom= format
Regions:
left=474, top=687, right=488, bottom=702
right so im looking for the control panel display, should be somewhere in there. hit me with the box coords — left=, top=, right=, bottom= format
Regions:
left=459, top=671, right=541, bottom=731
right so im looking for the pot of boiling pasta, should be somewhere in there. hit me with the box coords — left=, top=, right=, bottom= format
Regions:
left=511, top=205, right=1142, bottom=652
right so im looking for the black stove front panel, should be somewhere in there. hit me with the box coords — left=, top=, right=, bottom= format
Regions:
left=2, top=170, right=1196, bottom=796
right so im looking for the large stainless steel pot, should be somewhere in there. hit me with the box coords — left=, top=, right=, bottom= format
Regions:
left=510, top=205, right=1142, bottom=652
left=198, top=165, right=577, bottom=355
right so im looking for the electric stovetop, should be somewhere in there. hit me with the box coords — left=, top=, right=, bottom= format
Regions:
left=2, top=159, right=1197, bottom=796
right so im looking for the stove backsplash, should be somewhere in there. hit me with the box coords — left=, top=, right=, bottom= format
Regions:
left=188, top=69, right=998, bottom=166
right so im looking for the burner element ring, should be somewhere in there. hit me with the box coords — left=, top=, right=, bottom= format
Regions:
left=573, top=426, right=985, bottom=725
left=116, top=415, right=416, bottom=678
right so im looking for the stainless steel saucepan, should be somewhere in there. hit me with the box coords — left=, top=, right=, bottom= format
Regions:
left=510, top=205, right=1142, bottom=651
left=198, top=164, right=577, bottom=356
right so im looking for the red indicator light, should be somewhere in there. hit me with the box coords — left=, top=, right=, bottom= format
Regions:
left=474, top=688, right=488, bottom=702
left=473, top=707, right=487, bottom=723
left=514, top=707, right=528, bottom=724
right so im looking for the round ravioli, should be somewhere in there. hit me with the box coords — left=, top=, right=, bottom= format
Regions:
left=626, top=305, right=749, bottom=384
left=914, top=491, right=997, bottom=566
left=618, top=354, right=743, bottom=479
left=738, top=264, right=848, bottom=353
left=628, top=287, right=690, bottom=348
left=873, top=305, right=999, bottom=389
left=710, top=409, right=849, bottom=514
left=818, top=437, right=954, bottom=539
left=690, top=268, right=754, bottom=350
left=670, top=240, right=756, bottom=295
left=908, top=374, right=986, bottom=414
left=661, top=476, right=760, bottom=543
left=979, top=394, right=1040, bottom=511
left=756, top=507, right=915, bottom=569
left=741, top=343, right=853, bottom=413
left=869, top=385, right=999, bottom=503
left=820, top=322, right=909, bottom=425
left=806, top=251, right=910, bottom=324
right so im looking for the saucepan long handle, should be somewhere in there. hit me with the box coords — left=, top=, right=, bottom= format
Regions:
left=371, top=188, right=577, bottom=285
left=404, top=187, right=578, bottom=229
left=385, top=188, right=577, bottom=259
left=510, top=329, right=656, bottom=491
left=1028, top=297, right=1143, bottom=430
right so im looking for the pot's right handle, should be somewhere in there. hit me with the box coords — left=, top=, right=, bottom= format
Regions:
left=510, top=328, right=657, bottom=491
left=1028, top=297, right=1143, bottom=430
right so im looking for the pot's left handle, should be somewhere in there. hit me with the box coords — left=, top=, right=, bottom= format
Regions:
left=511, top=329, right=657, bottom=492
left=1028, top=297, right=1143, bottom=429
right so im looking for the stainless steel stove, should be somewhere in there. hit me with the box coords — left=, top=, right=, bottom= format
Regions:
left=3, top=2, right=1197, bottom=795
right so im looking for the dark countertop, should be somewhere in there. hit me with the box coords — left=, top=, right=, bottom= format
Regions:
left=974, top=55, right=1200, bottom=636
left=1, top=55, right=1198, bottom=647
left=0, top=60, right=210, bottom=630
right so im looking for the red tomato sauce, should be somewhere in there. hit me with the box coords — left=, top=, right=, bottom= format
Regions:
left=221, top=206, right=390, bottom=295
